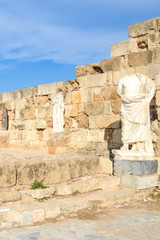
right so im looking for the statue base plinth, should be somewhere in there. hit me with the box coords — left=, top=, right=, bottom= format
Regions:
left=113, top=152, right=158, bottom=190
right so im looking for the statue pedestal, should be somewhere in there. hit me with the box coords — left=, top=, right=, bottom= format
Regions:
left=113, top=151, right=158, bottom=189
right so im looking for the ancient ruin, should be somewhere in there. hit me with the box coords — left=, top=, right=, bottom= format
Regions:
left=0, top=17, right=159, bottom=229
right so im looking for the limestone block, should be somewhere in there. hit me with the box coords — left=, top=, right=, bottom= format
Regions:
left=21, top=108, right=36, bottom=120
left=84, top=102, right=105, bottom=116
left=79, top=88, right=93, bottom=103
left=157, top=108, right=160, bottom=120
left=94, top=115, right=120, bottom=129
left=62, top=79, right=79, bottom=92
left=45, top=206, right=61, bottom=219
left=71, top=181, right=90, bottom=194
left=106, top=71, right=113, bottom=86
left=128, top=51, right=153, bottom=67
left=100, top=86, right=117, bottom=101
left=0, top=132, right=9, bottom=148
left=44, top=160, right=70, bottom=184
left=36, top=106, right=52, bottom=119
left=3, top=211, right=22, bottom=224
left=156, top=90, right=160, bottom=106
left=111, top=40, right=130, bottom=58
left=64, top=92, right=72, bottom=104
left=111, top=99, right=121, bottom=114
left=70, top=104, right=78, bottom=117
left=128, top=18, right=156, bottom=37
left=34, top=96, right=50, bottom=107
left=105, top=101, right=111, bottom=114
left=153, top=48, right=160, bottom=64
left=11, top=99, right=26, bottom=110
left=99, top=157, right=112, bottom=174
left=69, top=156, right=100, bottom=179
left=55, top=183, right=72, bottom=196
left=156, top=74, right=160, bottom=90
left=89, top=116, right=95, bottom=129
left=1, top=91, right=20, bottom=102
left=148, top=32, right=160, bottom=50
left=75, top=64, right=97, bottom=77
left=17, top=161, right=46, bottom=185
left=77, top=115, right=89, bottom=128
left=35, top=119, right=47, bottom=130
left=93, top=87, right=102, bottom=101
left=0, top=191, right=22, bottom=203
left=72, top=91, right=81, bottom=104
left=99, top=57, right=123, bottom=72
left=78, top=73, right=107, bottom=89
left=149, top=64, right=160, bottom=80
left=22, top=130, right=38, bottom=141
left=37, top=82, right=62, bottom=96
left=32, top=209, right=45, bottom=223
left=0, top=163, right=16, bottom=188
left=78, top=103, right=85, bottom=116
left=23, top=87, right=37, bottom=99
left=22, top=187, right=56, bottom=200
left=9, top=130, right=19, bottom=140
left=87, top=129, right=105, bottom=142
left=64, top=105, right=72, bottom=118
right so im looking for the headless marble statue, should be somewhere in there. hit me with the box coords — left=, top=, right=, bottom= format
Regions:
left=114, top=73, right=155, bottom=157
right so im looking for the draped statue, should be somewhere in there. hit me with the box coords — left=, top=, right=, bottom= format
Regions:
left=115, top=73, right=155, bottom=157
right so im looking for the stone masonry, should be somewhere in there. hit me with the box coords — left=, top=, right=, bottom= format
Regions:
left=0, top=18, right=160, bottom=173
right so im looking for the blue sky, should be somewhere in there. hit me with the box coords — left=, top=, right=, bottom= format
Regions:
left=0, top=0, right=160, bottom=93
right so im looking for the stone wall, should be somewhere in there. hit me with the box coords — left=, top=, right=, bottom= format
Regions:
left=0, top=17, right=160, bottom=166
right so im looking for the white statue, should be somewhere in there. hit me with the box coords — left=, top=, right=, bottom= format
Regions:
left=115, top=73, right=155, bottom=157
left=53, top=92, right=64, bottom=133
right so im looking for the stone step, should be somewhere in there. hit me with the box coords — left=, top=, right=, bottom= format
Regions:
left=0, top=148, right=112, bottom=188
left=0, top=187, right=141, bottom=230
left=0, top=176, right=120, bottom=204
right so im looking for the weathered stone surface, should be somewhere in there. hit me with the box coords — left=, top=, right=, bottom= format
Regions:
left=0, top=163, right=16, bottom=188
left=69, top=156, right=100, bottom=179
left=75, top=64, right=98, bottom=77
left=84, top=102, right=105, bottom=116
left=148, top=32, right=160, bottom=50
left=17, top=162, right=46, bottom=185
left=128, top=18, right=156, bottom=37
left=111, top=99, right=121, bottom=114
left=72, top=91, right=81, bottom=104
left=98, top=57, right=123, bottom=72
left=114, top=160, right=158, bottom=176
left=0, top=191, right=21, bottom=203
left=111, top=40, right=130, bottom=58
left=94, top=115, right=120, bottom=129
left=153, top=48, right=160, bottom=64
left=37, top=82, right=62, bottom=96
left=0, top=132, right=9, bottom=148
left=44, top=161, right=70, bottom=184
left=32, top=209, right=45, bottom=223
left=156, top=90, right=160, bottom=106
left=22, top=187, right=56, bottom=200
left=78, top=73, right=107, bottom=88
left=99, top=157, right=112, bottom=174
left=23, top=87, right=37, bottom=99
left=77, top=115, right=89, bottom=128
left=55, top=183, right=72, bottom=196
left=128, top=51, right=152, bottom=67
left=1, top=91, right=20, bottom=102
left=120, top=174, right=158, bottom=190
left=87, top=129, right=105, bottom=143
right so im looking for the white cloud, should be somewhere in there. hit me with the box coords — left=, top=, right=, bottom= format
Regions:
left=0, top=0, right=128, bottom=66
